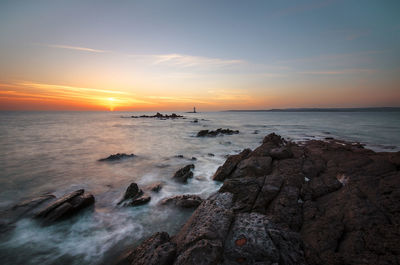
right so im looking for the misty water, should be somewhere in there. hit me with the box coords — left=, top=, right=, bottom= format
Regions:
left=0, top=111, right=399, bottom=265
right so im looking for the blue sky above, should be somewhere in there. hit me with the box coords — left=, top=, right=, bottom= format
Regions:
left=0, top=0, right=399, bottom=110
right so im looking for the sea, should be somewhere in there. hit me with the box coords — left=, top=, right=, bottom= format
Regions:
left=0, top=111, right=399, bottom=265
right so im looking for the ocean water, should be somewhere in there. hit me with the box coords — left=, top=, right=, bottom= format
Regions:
left=0, top=111, right=399, bottom=264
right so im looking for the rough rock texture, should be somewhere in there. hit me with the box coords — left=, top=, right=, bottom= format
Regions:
left=115, top=232, right=176, bottom=265
left=160, top=194, right=203, bottom=209
left=197, top=128, right=239, bottom=137
left=118, top=183, right=151, bottom=207
left=99, top=153, right=135, bottom=161
left=35, top=189, right=94, bottom=224
left=119, top=133, right=400, bottom=265
left=172, top=164, right=195, bottom=183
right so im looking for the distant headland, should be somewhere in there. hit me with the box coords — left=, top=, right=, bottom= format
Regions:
left=224, top=107, right=400, bottom=112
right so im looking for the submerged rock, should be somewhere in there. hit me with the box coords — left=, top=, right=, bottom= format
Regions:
left=145, top=182, right=164, bottom=193
left=99, top=153, right=135, bottom=161
left=160, top=194, right=203, bottom=209
left=35, top=189, right=94, bottom=224
left=172, top=164, right=195, bottom=183
left=196, top=128, right=239, bottom=137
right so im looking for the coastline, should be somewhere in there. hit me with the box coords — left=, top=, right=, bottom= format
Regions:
left=115, top=133, right=400, bottom=265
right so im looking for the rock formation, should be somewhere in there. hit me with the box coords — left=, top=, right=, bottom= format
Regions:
left=197, top=128, right=239, bottom=137
left=99, top=153, right=135, bottom=161
left=117, top=133, right=400, bottom=265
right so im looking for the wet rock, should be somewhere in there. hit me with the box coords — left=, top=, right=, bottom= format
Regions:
left=119, top=182, right=151, bottom=207
left=114, top=232, right=176, bottom=265
left=123, top=133, right=400, bottom=265
left=145, top=182, right=163, bottom=192
left=207, top=153, right=215, bottom=157
left=173, top=164, right=195, bottom=183
left=197, top=128, right=239, bottom=137
left=160, top=194, right=203, bottom=209
left=212, top=149, right=251, bottom=181
left=128, top=194, right=151, bottom=206
left=99, top=153, right=135, bottom=161
left=35, top=189, right=94, bottom=223
left=119, top=183, right=143, bottom=203
left=0, top=194, right=56, bottom=231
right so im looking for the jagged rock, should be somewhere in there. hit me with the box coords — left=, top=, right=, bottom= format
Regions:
left=119, top=182, right=151, bottom=207
left=197, top=128, right=239, bottom=137
left=114, top=232, right=176, bottom=265
left=173, top=164, right=195, bottom=183
left=160, top=194, right=203, bottom=209
left=172, top=193, right=234, bottom=255
left=212, top=149, right=251, bottom=181
left=99, top=153, right=135, bottom=161
left=120, top=133, right=400, bottom=265
left=35, top=189, right=94, bottom=223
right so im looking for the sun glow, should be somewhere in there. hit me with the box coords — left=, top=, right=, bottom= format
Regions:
left=107, top=97, right=115, bottom=111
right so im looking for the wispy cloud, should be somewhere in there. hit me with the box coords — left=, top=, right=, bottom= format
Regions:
left=41, top=44, right=107, bottom=53
left=151, top=54, right=244, bottom=68
left=299, top=68, right=377, bottom=75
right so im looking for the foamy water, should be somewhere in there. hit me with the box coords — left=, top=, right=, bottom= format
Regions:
left=0, top=111, right=399, bottom=264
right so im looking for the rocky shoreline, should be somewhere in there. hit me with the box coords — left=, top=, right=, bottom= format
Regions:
left=115, top=133, right=400, bottom=265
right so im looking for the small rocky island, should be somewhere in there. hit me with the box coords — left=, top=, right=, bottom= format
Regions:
left=131, top=113, right=184, bottom=119
left=197, top=128, right=239, bottom=137
left=116, top=133, right=400, bottom=265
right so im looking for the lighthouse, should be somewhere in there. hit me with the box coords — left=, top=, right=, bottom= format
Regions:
left=193, top=107, right=196, bottom=113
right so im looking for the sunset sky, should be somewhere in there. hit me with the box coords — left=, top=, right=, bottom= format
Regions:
left=0, top=0, right=399, bottom=111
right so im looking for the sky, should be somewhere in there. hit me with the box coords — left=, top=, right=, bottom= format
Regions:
left=0, top=0, right=399, bottom=111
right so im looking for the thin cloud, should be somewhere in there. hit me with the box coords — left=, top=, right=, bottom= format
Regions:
left=299, top=68, right=377, bottom=75
left=151, top=53, right=244, bottom=68
left=41, top=44, right=107, bottom=53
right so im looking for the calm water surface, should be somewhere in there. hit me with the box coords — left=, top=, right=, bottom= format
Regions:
left=0, top=111, right=399, bottom=264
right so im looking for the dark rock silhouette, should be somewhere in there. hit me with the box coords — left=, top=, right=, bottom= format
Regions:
left=131, top=113, right=184, bottom=119
left=197, top=128, right=239, bottom=137
left=118, top=183, right=151, bottom=207
left=172, top=164, right=195, bottom=183
left=99, top=153, right=135, bottom=161
left=117, top=133, right=400, bottom=265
